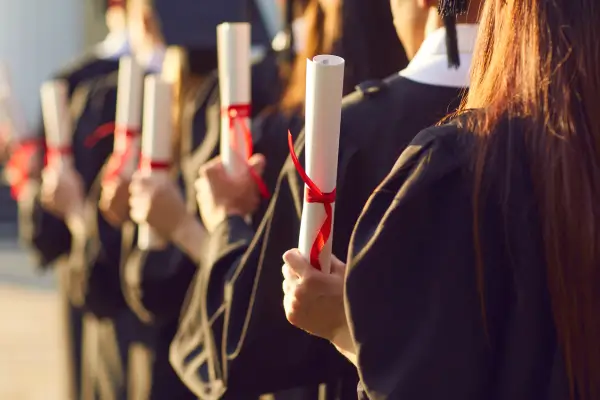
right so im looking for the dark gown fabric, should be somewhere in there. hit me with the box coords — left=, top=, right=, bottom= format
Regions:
left=170, top=74, right=465, bottom=398
left=18, top=69, right=127, bottom=400
left=347, top=119, right=570, bottom=400
left=116, top=53, right=283, bottom=400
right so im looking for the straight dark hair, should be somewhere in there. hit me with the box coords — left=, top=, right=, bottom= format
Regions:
left=462, top=0, right=600, bottom=398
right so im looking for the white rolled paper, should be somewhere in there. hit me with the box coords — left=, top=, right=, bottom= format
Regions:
left=217, top=22, right=252, bottom=177
left=137, top=75, right=173, bottom=251
left=0, top=64, right=29, bottom=141
left=297, top=55, right=345, bottom=274
left=40, top=79, right=73, bottom=167
left=114, top=56, right=144, bottom=177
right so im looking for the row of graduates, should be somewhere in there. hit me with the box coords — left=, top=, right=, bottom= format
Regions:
left=4, top=0, right=591, bottom=398
left=5, top=0, right=405, bottom=398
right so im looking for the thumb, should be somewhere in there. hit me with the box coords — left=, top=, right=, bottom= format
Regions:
left=330, top=254, right=347, bottom=276
left=248, top=153, right=266, bottom=176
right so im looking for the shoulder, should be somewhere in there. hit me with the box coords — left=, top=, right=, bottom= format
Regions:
left=381, top=121, right=474, bottom=193
left=54, top=51, right=118, bottom=83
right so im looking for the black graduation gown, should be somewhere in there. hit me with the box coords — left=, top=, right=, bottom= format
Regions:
left=347, top=120, right=570, bottom=400
left=116, top=74, right=221, bottom=400
left=17, top=70, right=123, bottom=400
left=19, top=55, right=119, bottom=269
left=169, top=75, right=465, bottom=397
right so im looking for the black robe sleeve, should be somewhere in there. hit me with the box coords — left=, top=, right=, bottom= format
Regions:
left=348, top=122, right=569, bottom=400
left=345, top=126, right=493, bottom=399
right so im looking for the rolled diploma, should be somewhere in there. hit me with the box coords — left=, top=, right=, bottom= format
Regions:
left=114, top=56, right=144, bottom=177
left=40, top=80, right=73, bottom=169
left=217, top=22, right=251, bottom=177
left=138, top=75, right=173, bottom=250
left=0, top=65, right=29, bottom=140
left=297, top=55, right=345, bottom=274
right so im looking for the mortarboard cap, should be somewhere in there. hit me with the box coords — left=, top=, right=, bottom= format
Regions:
left=153, top=0, right=270, bottom=51
left=438, top=0, right=469, bottom=69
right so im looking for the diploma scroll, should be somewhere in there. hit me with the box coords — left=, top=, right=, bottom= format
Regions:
left=217, top=22, right=252, bottom=177
left=40, top=79, right=73, bottom=169
left=138, top=75, right=173, bottom=251
left=296, top=55, right=345, bottom=274
left=108, top=56, right=144, bottom=181
left=0, top=64, right=29, bottom=141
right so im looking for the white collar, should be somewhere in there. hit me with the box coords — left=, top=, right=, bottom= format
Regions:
left=95, top=31, right=130, bottom=61
left=399, top=24, right=478, bottom=88
left=135, top=45, right=166, bottom=74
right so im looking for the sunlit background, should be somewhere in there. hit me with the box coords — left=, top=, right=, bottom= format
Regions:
left=0, top=1, right=107, bottom=399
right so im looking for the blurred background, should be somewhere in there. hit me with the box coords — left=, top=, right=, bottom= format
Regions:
left=0, top=1, right=107, bottom=398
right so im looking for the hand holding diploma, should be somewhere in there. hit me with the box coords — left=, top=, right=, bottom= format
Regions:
left=99, top=56, right=144, bottom=227
left=1, top=65, right=42, bottom=199
left=217, top=22, right=270, bottom=199
left=134, top=75, right=173, bottom=251
left=195, top=154, right=266, bottom=233
left=39, top=80, right=86, bottom=232
left=289, top=55, right=345, bottom=274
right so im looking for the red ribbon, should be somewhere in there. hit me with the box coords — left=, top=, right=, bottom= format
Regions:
left=138, top=155, right=170, bottom=172
left=222, top=104, right=270, bottom=199
left=85, top=122, right=140, bottom=182
left=287, top=131, right=336, bottom=271
left=5, top=138, right=44, bottom=200
left=46, top=145, right=72, bottom=167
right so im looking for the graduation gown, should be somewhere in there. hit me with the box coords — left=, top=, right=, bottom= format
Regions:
left=169, top=74, right=465, bottom=397
left=347, top=119, right=570, bottom=400
left=17, top=70, right=124, bottom=400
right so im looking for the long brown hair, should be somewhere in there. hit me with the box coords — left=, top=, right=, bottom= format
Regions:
left=279, top=0, right=407, bottom=114
left=279, top=0, right=335, bottom=113
left=463, top=0, right=600, bottom=398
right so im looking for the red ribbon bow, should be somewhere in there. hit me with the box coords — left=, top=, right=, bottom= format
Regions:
left=222, top=104, right=270, bottom=199
left=287, top=131, right=336, bottom=271
left=5, top=138, right=44, bottom=200
left=85, top=122, right=140, bottom=182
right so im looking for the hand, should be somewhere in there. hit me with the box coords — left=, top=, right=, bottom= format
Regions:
left=40, top=165, right=85, bottom=219
left=195, top=154, right=266, bottom=233
left=99, top=176, right=131, bottom=228
left=128, top=172, right=188, bottom=240
left=282, top=249, right=348, bottom=342
left=4, top=141, right=43, bottom=186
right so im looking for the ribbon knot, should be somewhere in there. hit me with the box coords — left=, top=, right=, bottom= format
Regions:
left=287, top=131, right=336, bottom=271
left=222, top=104, right=270, bottom=199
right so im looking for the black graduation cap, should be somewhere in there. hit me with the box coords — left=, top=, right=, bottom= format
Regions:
left=153, top=0, right=270, bottom=50
left=438, top=0, right=469, bottom=69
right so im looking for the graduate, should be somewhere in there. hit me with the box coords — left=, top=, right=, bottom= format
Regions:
left=283, top=0, right=600, bottom=398
left=111, top=0, right=276, bottom=398
left=6, top=2, right=129, bottom=398
left=176, top=0, right=480, bottom=397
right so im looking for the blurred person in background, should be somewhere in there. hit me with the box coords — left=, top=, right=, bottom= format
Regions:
left=5, top=1, right=129, bottom=399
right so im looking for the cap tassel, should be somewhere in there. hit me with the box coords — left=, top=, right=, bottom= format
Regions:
left=438, top=0, right=469, bottom=69
left=443, top=15, right=460, bottom=69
